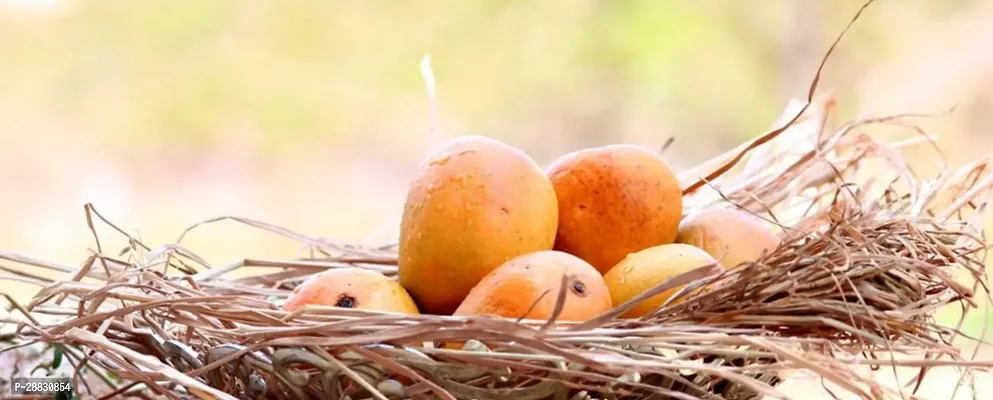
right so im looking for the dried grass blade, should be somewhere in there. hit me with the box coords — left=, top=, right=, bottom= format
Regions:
left=63, top=328, right=237, bottom=400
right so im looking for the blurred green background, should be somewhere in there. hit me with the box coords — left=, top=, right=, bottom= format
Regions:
left=0, top=0, right=991, bottom=398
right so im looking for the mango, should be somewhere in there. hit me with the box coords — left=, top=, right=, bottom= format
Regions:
left=283, top=268, right=419, bottom=314
left=676, top=208, right=780, bottom=270
left=547, top=144, right=683, bottom=273
left=454, top=250, right=612, bottom=321
left=398, top=135, right=558, bottom=315
left=603, top=243, right=723, bottom=318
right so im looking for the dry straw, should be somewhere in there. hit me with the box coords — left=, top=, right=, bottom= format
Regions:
left=3, top=1, right=992, bottom=399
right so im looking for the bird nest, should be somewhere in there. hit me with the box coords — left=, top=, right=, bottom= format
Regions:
left=2, top=3, right=992, bottom=399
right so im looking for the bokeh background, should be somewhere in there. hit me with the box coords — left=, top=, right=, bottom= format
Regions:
left=0, top=0, right=990, bottom=398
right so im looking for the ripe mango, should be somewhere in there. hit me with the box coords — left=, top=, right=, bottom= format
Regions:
left=547, top=144, right=683, bottom=273
left=454, top=250, right=612, bottom=321
left=603, top=243, right=723, bottom=318
left=398, top=136, right=558, bottom=315
left=676, top=208, right=780, bottom=270
left=283, top=267, right=419, bottom=314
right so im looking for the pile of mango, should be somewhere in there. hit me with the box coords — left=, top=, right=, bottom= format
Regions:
left=284, top=136, right=780, bottom=321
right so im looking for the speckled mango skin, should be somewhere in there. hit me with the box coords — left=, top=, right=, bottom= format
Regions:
left=398, top=136, right=559, bottom=315
left=676, top=208, right=780, bottom=270
left=454, top=250, right=612, bottom=321
left=546, top=144, right=683, bottom=274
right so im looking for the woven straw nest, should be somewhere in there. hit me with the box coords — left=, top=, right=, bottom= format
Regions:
left=2, top=2, right=992, bottom=399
